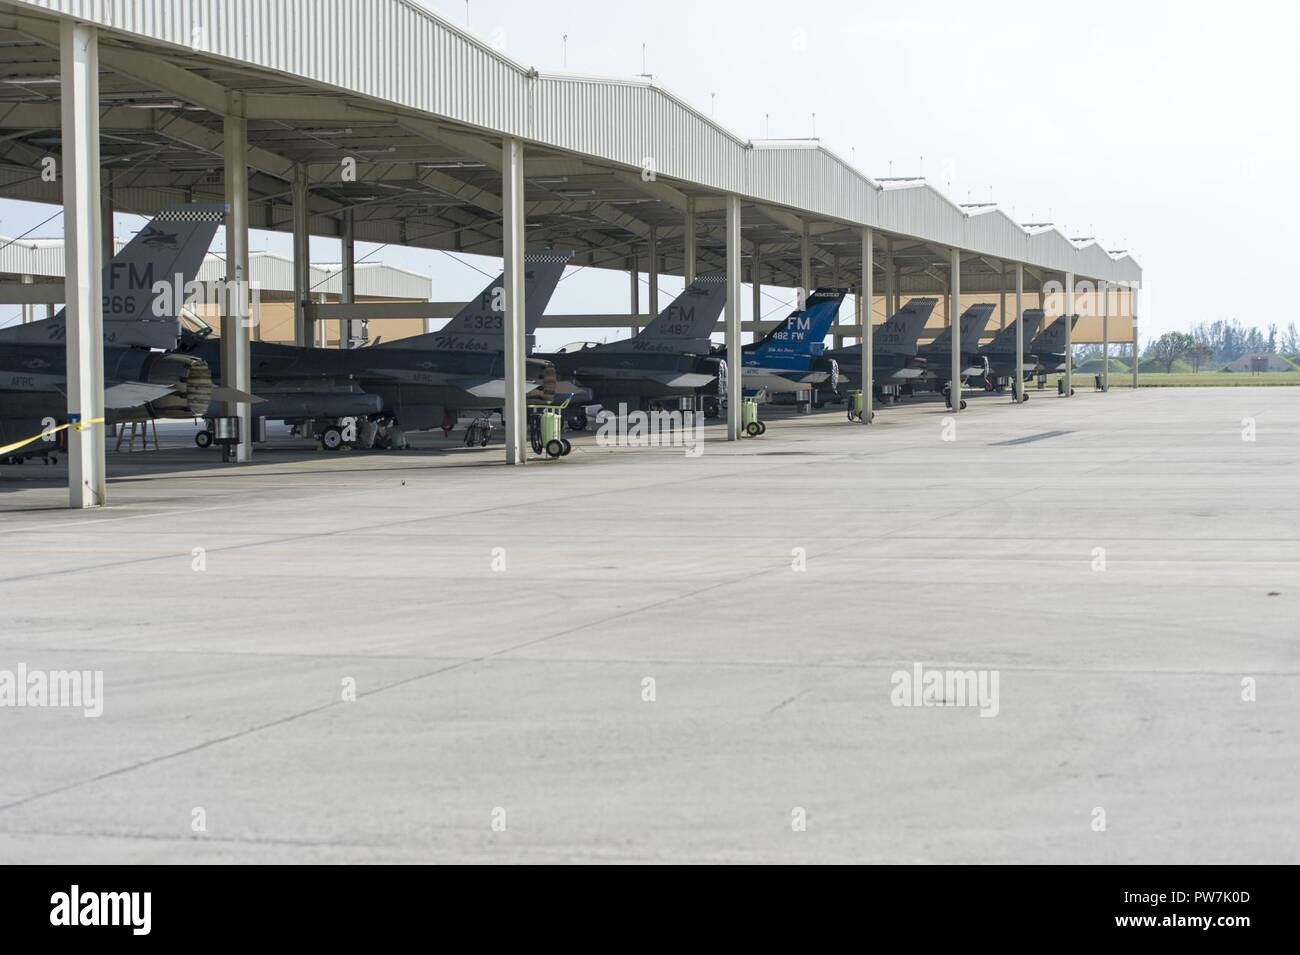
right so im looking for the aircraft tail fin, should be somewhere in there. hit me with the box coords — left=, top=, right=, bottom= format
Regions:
left=1031, top=314, right=1077, bottom=354
left=872, top=297, right=938, bottom=356
left=0, top=203, right=223, bottom=349
left=598, top=271, right=728, bottom=353
left=749, top=288, right=846, bottom=360
left=376, top=249, right=572, bottom=351
left=926, top=303, right=997, bottom=353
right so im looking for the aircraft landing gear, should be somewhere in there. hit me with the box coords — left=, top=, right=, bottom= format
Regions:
left=194, top=429, right=213, bottom=449
left=321, top=425, right=345, bottom=451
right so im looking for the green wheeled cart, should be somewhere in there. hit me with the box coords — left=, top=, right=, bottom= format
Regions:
left=742, top=396, right=766, bottom=437
left=528, top=399, right=573, bottom=459
left=846, top=389, right=873, bottom=422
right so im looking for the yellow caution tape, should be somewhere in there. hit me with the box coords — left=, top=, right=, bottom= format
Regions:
left=0, top=417, right=104, bottom=457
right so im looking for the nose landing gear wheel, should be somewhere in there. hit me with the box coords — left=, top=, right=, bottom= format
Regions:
left=194, top=430, right=213, bottom=449
left=321, top=426, right=344, bottom=451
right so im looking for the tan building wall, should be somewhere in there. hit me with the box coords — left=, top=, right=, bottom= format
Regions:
left=193, top=298, right=429, bottom=347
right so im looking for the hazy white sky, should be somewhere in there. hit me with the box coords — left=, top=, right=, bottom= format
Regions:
left=2, top=0, right=1296, bottom=342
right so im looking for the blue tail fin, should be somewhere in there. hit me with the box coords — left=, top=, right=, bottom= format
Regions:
left=750, top=288, right=846, bottom=360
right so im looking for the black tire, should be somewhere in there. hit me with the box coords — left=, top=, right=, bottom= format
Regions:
left=756, top=421, right=767, bottom=435
left=194, top=430, right=212, bottom=449
left=480, top=438, right=490, bottom=448
left=1070, top=388, right=1076, bottom=396
left=545, top=438, right=564, bottom=458
left=745, top=421, right=761, bottom=437
left=569, top=412, right=588, bottom=432
left=560, top=438, right=572, bottom=456
left=960, top=399, right=968, bottom=410
left=321, top=426, right=344, bottom=451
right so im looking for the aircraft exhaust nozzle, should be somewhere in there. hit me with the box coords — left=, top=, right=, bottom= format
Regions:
left=141, top=352, right=214, bottom=418
left=526, top=357, right=558, bottom=402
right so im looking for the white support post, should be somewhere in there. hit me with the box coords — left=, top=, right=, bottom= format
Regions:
left=502, top=137, right=528, bottom=465
left=683, top=198, right=697, bottom=286
left=292, top=163, right=311, bottom=346
left=1101, top=279, right=1110, bottom=391
left=1064, top=271, right=1075, bottom=397
left=724, top=194, right=742, bottom=441
left=647, top=225, right=659, bottom=317
left=222, top=94, right=252, bottom=464
left=341, top=207, right=356, bottom=347
left=751, top=251, right=762, bottom=344
left=60, top=21, right=105, bottom=508
left=862, top=227, right=874, bottom=425
left=949, top=248, right=962, bottom=413
left=1132, top=283, right=1140, bottom=389
left=1014, top=263, right=1025, bottom=403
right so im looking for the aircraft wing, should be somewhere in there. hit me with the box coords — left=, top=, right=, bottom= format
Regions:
left=640, top=372, right=718, bottom=389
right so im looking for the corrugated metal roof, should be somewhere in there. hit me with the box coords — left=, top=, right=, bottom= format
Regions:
left=3, top=0, right=1141, bottom=285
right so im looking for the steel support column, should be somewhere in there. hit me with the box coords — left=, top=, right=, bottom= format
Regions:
left=222, top=94, right=252, bottom=463
left=100, top=167, right=114, bottom=266
left=751, top=251, right=762, bottom=344
left=1064, top=271, right=1075, bottom=397
left=799, top=223, right=812, bottom=308
left=1014, top=263, right=1025, bottom=403
left=60, top=20, right=105, bottom=507
left=949, top=248, right=962, bottom=413
left=1101, top=279, right=1109, bottom=391
left=1132, top=284, right=1140, bottom=389
left=724, top=195, right=742, bottom=441
left=291, top=163, right=311, bottom=347
left=502, top=137, right=528, bottom=465
left=628, top=253, right=639, bottom=336
left=999, top=263, right=1008, bottom=329
left=683, top=198, right=697, bottom=285
left=647, top=225, right=659, bottom=317
left=861, top=228, right=874, bottom=425
left=341, top=207, right=356, bottom=347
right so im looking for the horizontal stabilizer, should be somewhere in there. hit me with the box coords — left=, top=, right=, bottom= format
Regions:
left=103, top=381, right=176, bottom=408
left=210, top=385, right=266, bottom=404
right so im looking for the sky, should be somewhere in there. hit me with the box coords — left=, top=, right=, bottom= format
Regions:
left=2, top=0, right=1297, bottom=344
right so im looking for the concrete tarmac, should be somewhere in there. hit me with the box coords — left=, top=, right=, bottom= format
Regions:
left=1, top=387, right=1296, bottom=863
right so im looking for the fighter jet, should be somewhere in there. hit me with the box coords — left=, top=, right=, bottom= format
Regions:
left=544, top=272, right=728, bottom=413
left=824, top=297, right=938, bottom=397
left=181, top=250, right=572, bottom=447
left=979, top=309, right=1045, bottom=389
left=0, top=204, right=222, bottom=462
left=729, top=288, right=847, bottom=397
left=1027, top=315, right=1078, bottom=374
left=919, top=303, right=998, bottom=407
